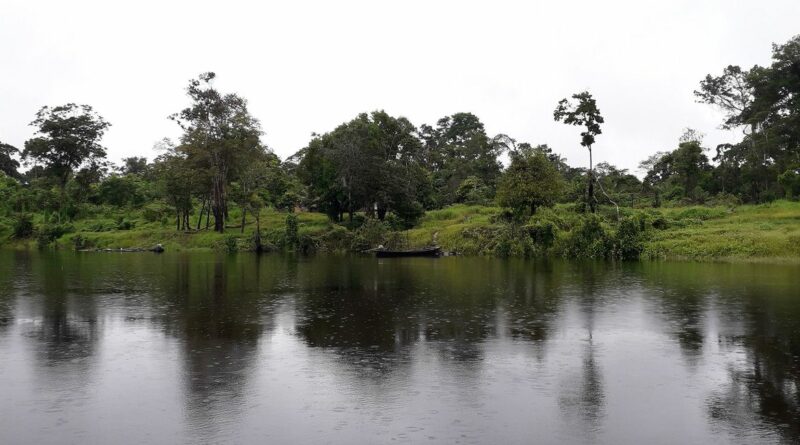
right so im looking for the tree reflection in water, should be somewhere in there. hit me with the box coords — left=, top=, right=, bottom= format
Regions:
left=1, top=251, right=800, bottom=444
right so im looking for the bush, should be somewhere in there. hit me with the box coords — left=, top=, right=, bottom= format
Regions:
left=675, top=207, right=726, bottom=221
left=351, top=218, right=389, bottom=251
left=613, top=217, right=644, bottom=260
left=87, top=220, right=117, bottom=232
left=285, top=214, right=299, bottom=248
left=526, top=219, right=557, bottom=249
left=143, top=203, right=169, bottom=222
left=116, top=217, right=135, bottom=230
left=298, top=233, right=319, bottom=254
left=493, top=225, right=535, bottom=257
left=223, top=235, right=239, bottom=253
left=707, top=193, right=741, bottom=208
left=72, top=234, right=93, bottom=250
left=12, top=213, right=34, bottom=239
left=556, top=215, right=613, bottom=259
left=456, top=176, right=493, bottom=205
left=35, top=223, right=72, bottom=248
left=651, top=216, right=669, bottom=230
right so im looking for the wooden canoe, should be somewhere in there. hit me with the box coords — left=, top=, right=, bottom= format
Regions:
left=374, top=247, right=442, bottom=258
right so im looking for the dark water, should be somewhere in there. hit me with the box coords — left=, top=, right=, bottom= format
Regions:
left=0, top=251, right=799, bottom=444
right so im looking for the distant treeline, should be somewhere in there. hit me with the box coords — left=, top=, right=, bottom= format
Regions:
left=1, top=35, right=798, bottom=237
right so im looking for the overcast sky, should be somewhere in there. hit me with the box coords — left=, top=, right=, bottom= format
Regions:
left=2, top=0, right=799, bottom=174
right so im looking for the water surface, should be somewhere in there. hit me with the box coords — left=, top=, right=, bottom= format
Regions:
left=0, top=251, right=798, bottom=444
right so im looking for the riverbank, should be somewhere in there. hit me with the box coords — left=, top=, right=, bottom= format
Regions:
left=2, top=201, right=799, bottom=262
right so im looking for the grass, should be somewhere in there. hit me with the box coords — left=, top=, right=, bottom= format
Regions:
left=3, top=200, right=800, bottom=262
left=642, top=200, right=800, bottom=261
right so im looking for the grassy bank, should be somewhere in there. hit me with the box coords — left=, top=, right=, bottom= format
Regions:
left=2, top=201, right=800, bottom=262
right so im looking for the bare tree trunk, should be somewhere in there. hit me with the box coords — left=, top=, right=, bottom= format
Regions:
left=212, top=174, right=225, bottom=233
left=254, top=215, right=262, bottom=252
left=240, top=208, right=247, bottom=234
left=196, top=198, right=206, bottom=230
left=587, top=146, right=596, bottom=213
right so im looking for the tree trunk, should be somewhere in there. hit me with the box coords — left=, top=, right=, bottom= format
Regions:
left=254, top=216, right=262, bottom=253
left=212, top=175, right=225, bottom=233
left=196, top=198, right=206, bottom=230
left=240, top=208, right=247, bottom=234
left=587, top=146, right=596, bottom=213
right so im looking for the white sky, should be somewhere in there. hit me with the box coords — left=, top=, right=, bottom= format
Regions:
left=1, top=0, right=798, bottom=174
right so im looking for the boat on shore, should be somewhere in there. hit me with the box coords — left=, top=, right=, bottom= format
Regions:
left=374, top=246, right=442, bottom=258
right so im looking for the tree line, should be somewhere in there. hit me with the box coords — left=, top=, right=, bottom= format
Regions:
left=1, top=35, right=798, bottom=238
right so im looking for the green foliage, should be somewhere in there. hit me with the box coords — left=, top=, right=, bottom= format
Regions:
left=419, top=113, right=503, bottom=207
left=351, top=218, right=390, bottom=251
left=285, top=214, right=299, bottom=248
left=553, top=91, right=604, bottom=213
left=35, top=223, right=72, bottom=248
left=170, top=72, right=265, bottom=233
left=778, top=168, right=800, bottom=199
left=22, top=103, right=110, bottom=188
left=0, top=141, right=21, bottom=178
left=12, top=213, right=34, bottom=239
left=455, top=176, right=493, bottom=205
left=555, top=215, right=613, bottom=259
left=222, top=235, right=239, bottom=253
left=72, top=233, right=92, bottom=250
left=295, top=110, right=429, bottom=222
left=496, top=147, right=563, bottom=216
left=97, top=175, right=150, bottom=207
left=526, top=219, right=557, bottom=249
left=613, top=217, right=645, bottom=260
left=115, top=217, right=135, bottom=230
left=695, top=36, right=800, bottom=203
left=493, top=225, right=535, bottom=258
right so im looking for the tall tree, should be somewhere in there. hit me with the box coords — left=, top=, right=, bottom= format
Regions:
left=22, top=104, right=110, bottom=186
left=697, top=35, right=800, bottom=201
left=0, top=141, right=21, bottom=178
left=21, top=104, right=110, bottom=221
left=170, top=72, right=263, bottom=232
left=419, top=112, right=503, bottom=207
left=295, top=111, right=428, bottom=225
left=554, top=92, right=604, bottom=213
left=496, top=145, right=563, bottom=216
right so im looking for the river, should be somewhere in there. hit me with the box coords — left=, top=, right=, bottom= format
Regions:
left=0, top=251, right=798, bottom=444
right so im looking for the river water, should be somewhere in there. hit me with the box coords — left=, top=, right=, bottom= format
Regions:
left=0, top=250, right=798, bottom=444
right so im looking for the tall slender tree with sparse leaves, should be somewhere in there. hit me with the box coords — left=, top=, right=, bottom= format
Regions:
left=554, top=92, right=604, bottom=213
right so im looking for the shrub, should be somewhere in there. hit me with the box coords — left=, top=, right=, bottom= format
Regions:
left=526, top=219, right=557, bottom=249
left=351, top=218, right=389, bottom=251
left=87, top=220, right=117, bottom=232
left=675, top=207, right=726, bottom=221
left=318, top=225, right=352, bottom=251
left=493, top=225, right=535, bottom=257
left=72, top=234, right=93, bottom=250
left=285, top=214, right=299, bottom=248
left=651, top=216, right=669, bottom=230
left=116, top=217, right=135, bottom=230
left=223, top=235, right=239, bottom=253
left=613, top=217, right=644, bottom=260
left=456, top=176, right=493, bottom=205
left=556, top=215, right=613, bottom=259
left=12, top=213, right=34, bottom=239
left=143, top=203, right=169, bottom=223
left=298, top=233, right=319, bottom=254
left=35, top=223, right=72, bottom=249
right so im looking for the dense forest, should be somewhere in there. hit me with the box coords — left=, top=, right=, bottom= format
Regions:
left=1, top=35, right=799, bottom=258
